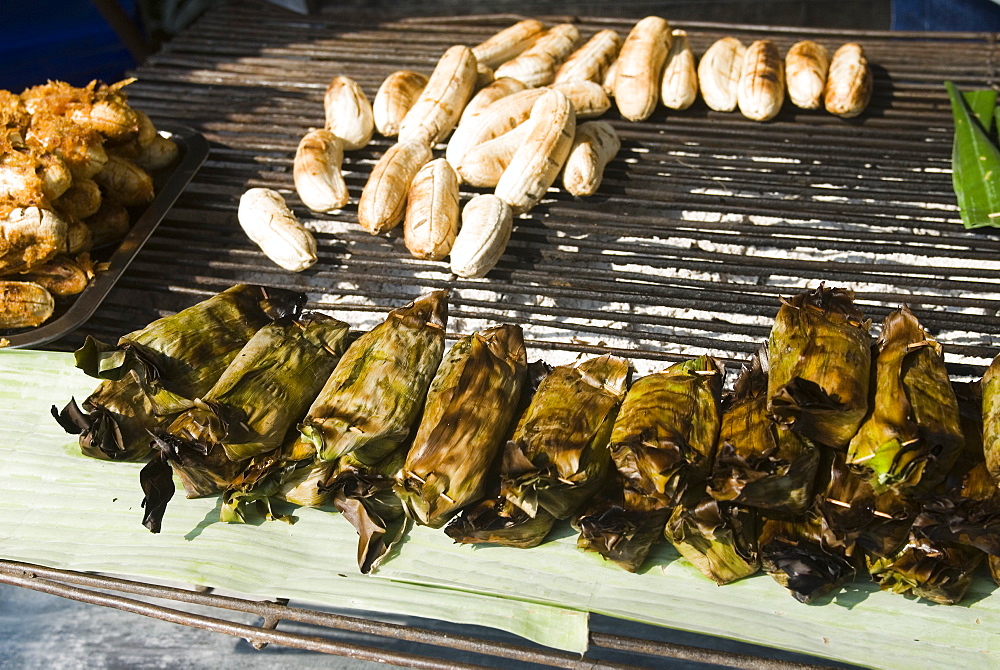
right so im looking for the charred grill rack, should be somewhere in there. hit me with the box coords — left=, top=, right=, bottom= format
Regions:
left=46, top=3, right=1000, bottom=376
left=7, top=0, right=1000, bottom=666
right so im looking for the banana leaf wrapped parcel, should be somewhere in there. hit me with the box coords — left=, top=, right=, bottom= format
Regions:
left=846, top=306, right=963, bottom=495
left=139, top=314, right=350, bottom=532
left=326, top=448, right=411, bottom=573
left=708, top=350, right=821, bottom=513
left=758, top=511, right=861, bottom=603
left=868, top=531, right=984, bottom=605
left=53, top=284, right=305, bottom=461
left=577, top=355, right=723, bottom=571
left=293, top=290, right=448, bottom=466
left=239, top=291, right=449, bottom=570
left=819, top=451, right=919, bottom=563
left=767, top=286, right=871, bottom=450
left=161, top=314, right=351, bottom=463
left=983, top=353, right=1000, bottom=484
left=394, top=325, right=528, bottom=528
left=76, top=284, right=305, bottom=405
left=501, top=354, right=630, bottom=521
left=664, top=493, right=760, bottom=584
left=445, top=361, right=558, bottom=548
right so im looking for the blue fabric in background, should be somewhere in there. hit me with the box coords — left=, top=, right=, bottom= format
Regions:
left=892, top=0, right=1000, bottom=30
left=0, top=1, right=138, bottom=92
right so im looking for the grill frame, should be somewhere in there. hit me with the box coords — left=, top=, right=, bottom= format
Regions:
left=7, top=1, right=1000, bottom=667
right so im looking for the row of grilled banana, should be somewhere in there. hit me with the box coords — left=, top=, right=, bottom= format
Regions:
left=0, top=80, right=179, bottom=331
left=239, top=17, right=873, bottom=280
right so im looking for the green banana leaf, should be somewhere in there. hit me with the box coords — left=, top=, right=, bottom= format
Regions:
left=946, top=82, right=1000, bottom=229
left=3, top=350, right=1000, bottom=668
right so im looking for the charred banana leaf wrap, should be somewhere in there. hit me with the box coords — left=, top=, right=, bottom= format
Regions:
left=820, top=451, right=919, bottom=564
left=293, top=289, right=449, bottom=466
left=664, top=494, right=760, bottom=585
left=501, top=354, right=630, bottom=521
left=395, top=324, right=528, bottom=528
left=53, top=284, right=305, bottom=461
left=983, top=353, right=1000, bottom=484
left=444, top=360, right=557, bottom=548
left=140, top=312, right=349, bottom=532
left=577, top=355, right=723, bottom=571
left=709, top=350, right=821, bottom=513
left=758, top=511, right=860, bottom=604
left=163, top=313, right=351, bottom=464
left=767, top=285, right=871, bottom=450
left=846, top=306, right=963, bottom=495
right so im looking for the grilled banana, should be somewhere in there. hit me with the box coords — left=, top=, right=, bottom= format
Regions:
left=373, top=70, right=429, bottom=138
left=294, top=129, right=349, bottom=213
left=472, top=19, right=546, bottom=69
left=324, top=76, right=374, bottom=151
left=457, top=121, right=532, bottom=188
left=398, top=45, right=479, bottom=146
left=450, top=194, right=513, bottom=278
left=237, top=187, right=317, bottom=272
left=494, top=23, right=581, bottom=88
left=614, top=16, right=672, bottom=121
left=404, top=158, right=460, bottom=261
left=738, top=40, right=785, bottom=122
left=561, top=120, right=620, bottom=197
left=698, top=37, right=746, bottom=112
left=785, top=40, right=829, bottom=110
left=494, top=88, right=576, bottom=214
left=660, top=29, right=698, bottom=110
left=824, top=43, right=873, bottom=118
left=357, top=140, right=434, bottom=234
left=554, top=29, right=622, bottom=85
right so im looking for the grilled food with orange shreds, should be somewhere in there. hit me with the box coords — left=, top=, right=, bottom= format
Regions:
left=577, top=355, right=723, bottom=572
left=395, top=325, right=528, bottom=528
left=767, top=285, right=872, bottom=450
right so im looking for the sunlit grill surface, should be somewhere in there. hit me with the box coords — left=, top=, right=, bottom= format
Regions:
left=48, top=3, right=1000, bottom=381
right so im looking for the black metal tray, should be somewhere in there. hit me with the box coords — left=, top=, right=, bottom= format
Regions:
left=0, top=124, right=209, bottom=349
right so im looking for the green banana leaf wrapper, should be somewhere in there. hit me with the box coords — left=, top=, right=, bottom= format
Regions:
left=846, top=306, right=963, bottom=496
left=708, top=350, right=820, bottom=513
left=501, top=354, right=630, bottom=521
left=982, top=353, right=1000, bottom=484
left=293, top=290, right=448, bottom=464
left=394, top=325, right=528, bottom=528
left=162, top=314, right=351, bottom=463
left=53, top=284, right=306, bottom=461
left=220, top=449, right=302, bottom=524
left=324, top=448, right=411, bottom=574
left=53, top=375, right=171, bottom=462
left=758, top=510, right=861, bottom=604
left=767, top=285, right=871, bottom=450
left=868, top=535, right=983, bottom=606
left=575, top=485, right=671, bottom=573
left=138, top=315, right=351, bottom=533
left=443, top=360, right=557, bottom=548
left=664, top=494, right=760, bottom=585
left=576, top=355, right=723, bottom=571
left=819, top=451, right=919, bottom=562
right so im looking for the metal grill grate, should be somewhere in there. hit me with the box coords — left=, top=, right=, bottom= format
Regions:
left=46, top=4, right=1000, bottom=380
